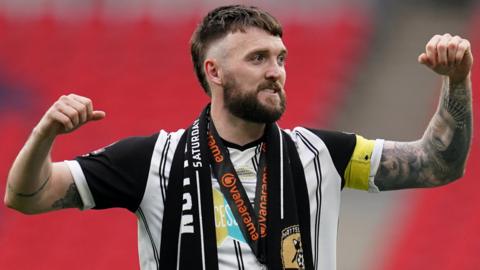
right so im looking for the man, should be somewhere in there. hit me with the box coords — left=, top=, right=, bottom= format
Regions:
left=4, top=5, right=473, bottom=270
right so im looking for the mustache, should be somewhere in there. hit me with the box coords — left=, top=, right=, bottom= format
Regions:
left=257, top=81, right=282, bottom=93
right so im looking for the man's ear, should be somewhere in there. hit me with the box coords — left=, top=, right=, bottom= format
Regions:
left=204, top=59, right=222, bottom=86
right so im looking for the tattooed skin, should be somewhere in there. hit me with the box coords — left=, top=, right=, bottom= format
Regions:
left=8, top=176, right=50, bottom=198
left=375, top=77, right=472, bottom=190
left=52, top=182, right=83, bottom=209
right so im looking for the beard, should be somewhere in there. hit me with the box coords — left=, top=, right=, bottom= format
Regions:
left=223, top=77, right=286, bottom=123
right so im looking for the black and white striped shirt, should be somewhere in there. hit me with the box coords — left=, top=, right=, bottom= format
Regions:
left=66, top=127, right=383, bottom=270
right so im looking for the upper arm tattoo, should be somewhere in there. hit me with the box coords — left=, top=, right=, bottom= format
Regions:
left=51, top=182, right=83, bottom=210
left=375, top=77, right=472, bottom=191
left=8, top=176, right=50, bottom=198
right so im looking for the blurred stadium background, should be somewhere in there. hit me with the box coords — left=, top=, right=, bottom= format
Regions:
left=0, top=0, right=478, bottom=269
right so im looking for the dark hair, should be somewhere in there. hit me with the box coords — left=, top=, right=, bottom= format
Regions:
left=190, top=5, right=283, bottom=94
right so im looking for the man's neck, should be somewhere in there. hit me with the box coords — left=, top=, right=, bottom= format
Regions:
left=210, top=103, right=265, bottom=146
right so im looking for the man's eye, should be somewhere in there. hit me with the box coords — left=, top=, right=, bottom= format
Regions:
left=278, top=55, right=286, bottom=66
left=251, top=54, right=265, bottom=63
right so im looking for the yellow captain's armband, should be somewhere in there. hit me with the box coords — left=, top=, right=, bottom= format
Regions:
left=344, top=135, right=375, bottom=190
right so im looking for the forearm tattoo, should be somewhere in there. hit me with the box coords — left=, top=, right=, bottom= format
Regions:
left=8, top=176, right=50, bottom=198
left=442, top=80, right=469, bottom=128
left=375, top=78, right=472, bottom=190
left=51, top=182, right=83, bottom=209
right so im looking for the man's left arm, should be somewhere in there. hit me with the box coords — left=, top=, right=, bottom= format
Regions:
left=374, top=33, right=473, bottom=191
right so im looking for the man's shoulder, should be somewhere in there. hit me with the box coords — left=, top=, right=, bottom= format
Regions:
left=282, top=126, right=355, bottom=143
left=123, top=128, right=186, bottom=148
left=80, top=129, right=186, bottom=161
left=282, top=126, right=357, bottom=159
left=161, top=128, right=187, bottom=141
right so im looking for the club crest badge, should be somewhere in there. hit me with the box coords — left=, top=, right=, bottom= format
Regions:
left=281, top=225, right=305, bottom=270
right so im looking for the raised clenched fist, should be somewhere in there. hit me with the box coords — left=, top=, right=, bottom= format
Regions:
left=418, top=33, right=473, bottom=83
left=35, top=94, right=105, bottom=138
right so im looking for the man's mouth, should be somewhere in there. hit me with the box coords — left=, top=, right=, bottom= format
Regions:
left=262, top=88, right=278, bottom=93
left=258, top=83, right=281, bottom=93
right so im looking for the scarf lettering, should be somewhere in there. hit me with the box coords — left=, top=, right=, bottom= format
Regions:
left=259, top=167, right=268, bottom=237
left=191, top=120, right=202, bottom=167
left=208, top=133, right=224, bottom=162
left=180, top=177, right=194, bottom=234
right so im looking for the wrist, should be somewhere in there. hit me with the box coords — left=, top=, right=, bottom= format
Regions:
left=32, top=124, right=57, bottom=143
left=448, top=72, right=471, bottom=85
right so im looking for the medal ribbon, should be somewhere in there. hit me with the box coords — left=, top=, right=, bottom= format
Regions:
left=207, top=122, right=268, bottom=263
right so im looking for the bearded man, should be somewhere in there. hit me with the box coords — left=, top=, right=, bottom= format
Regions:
left=5, top=5, right=473, bottom=270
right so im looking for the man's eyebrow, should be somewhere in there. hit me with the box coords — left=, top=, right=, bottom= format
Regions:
left=245, top=48, right=288, bottom=57
left=245, top=49, right=269, bottom=56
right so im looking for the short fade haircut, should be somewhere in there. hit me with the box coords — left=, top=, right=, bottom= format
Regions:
left=190, top=5, right=283, bottom=95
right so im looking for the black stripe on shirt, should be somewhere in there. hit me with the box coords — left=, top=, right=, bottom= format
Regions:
left=138, top=207, right=160, bottom=269
left=159, top=134, right=172, bottom=204
left=296, top=131, right=323, bottom=269
left=234, top=240, right=245, bottom=270
left=251, top=144, right=261, bottom=172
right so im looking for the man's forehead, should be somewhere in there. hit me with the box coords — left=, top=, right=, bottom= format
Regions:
left=211, top=27, right=286, bottom=57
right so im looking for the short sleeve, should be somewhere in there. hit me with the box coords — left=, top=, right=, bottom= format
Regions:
left=72, top=133, right=159, bottom=212
left=306, top=129, right=356, bottom=187
left=306, top=129, right=383, bottom=191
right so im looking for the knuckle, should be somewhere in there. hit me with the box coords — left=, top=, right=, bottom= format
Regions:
left=458, top=43, right=468, bottom=50
left=60, top=118, right=70, bottom=126
left=67, top=110, right=78, bottom=118
left=426, top=44, right=435, bottom=51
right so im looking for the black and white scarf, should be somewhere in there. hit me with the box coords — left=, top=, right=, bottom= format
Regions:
left=159, top=105, right=314, bottom=269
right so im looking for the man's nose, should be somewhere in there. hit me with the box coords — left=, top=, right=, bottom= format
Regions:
left=265, top=61, right=283, bottom=80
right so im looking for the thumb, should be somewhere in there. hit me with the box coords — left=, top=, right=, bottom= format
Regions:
left=418, top=53, right=432, bottom=66
left=90, top=110, right=106, bottom=121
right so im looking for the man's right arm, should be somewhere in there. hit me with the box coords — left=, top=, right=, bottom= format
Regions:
left=4, top=94, right=105, bottom=214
